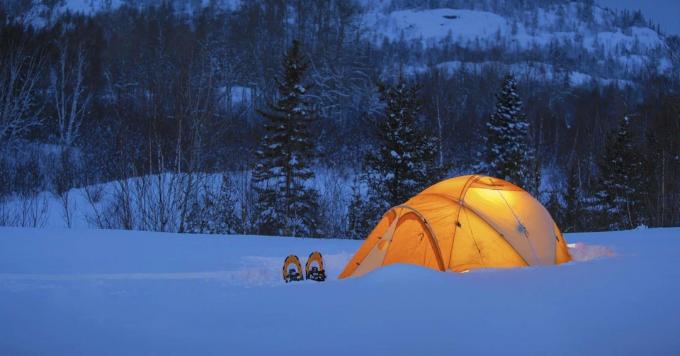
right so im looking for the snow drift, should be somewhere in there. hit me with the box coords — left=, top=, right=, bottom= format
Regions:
left=1, top=227, right=679, bottom=355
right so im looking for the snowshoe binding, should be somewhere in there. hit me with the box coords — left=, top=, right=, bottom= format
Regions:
left=282, top=255, right=304, bottom=283
left=305, top=251, right=326, bottom=282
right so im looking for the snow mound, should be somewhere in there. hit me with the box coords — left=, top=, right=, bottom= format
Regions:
left=568, top=242, right=615, bottom=261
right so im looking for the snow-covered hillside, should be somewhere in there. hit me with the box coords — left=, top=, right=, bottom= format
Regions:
left=363, top=8, right=509, bottom=47
left=1, top=227, right=679, bottom=355
left=5, top=0, right=672, bottom=86
left=361, top=3, right=670, bottom=84
left=362, top=6, right=664, bottom=53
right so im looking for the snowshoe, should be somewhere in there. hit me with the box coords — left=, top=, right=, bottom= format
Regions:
left=282, top=255, right=304, bottom=283
left=305, top=251, right=326, bottom=282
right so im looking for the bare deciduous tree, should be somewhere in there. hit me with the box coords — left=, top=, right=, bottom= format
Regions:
left=51, top=43, right=91, bottom=147
left=0, top=44, right=45, bottom=143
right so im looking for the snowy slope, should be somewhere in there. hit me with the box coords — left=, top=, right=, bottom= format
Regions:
left=361, top=4, right=670, bottom=85
left=1, top=227, right=679, bottom=355
left=7, top=0, right=672, bottom=86
left=362, top=8, right=509, bottom=48
left=362, top=6, right=665, bottom=53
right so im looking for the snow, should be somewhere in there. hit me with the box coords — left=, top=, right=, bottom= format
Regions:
left=363, top=7, right=665, bottom=54
left=596, top=28, right=662, bottom=55
left=363, top=8, right=508, bottom=48
left=363, top=4, right=669, bottom=82
left=1, top=226, right=680, bottom=354
left=218, top=85, right=254, bottom=109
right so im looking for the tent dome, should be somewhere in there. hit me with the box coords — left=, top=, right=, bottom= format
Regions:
left=339, top=175, right=571, bottom=278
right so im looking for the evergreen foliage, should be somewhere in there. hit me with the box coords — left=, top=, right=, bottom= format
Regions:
left=252, top=40, right=320, bottom=237
left=358, top=78, right=440, bottom=237
left=480, top=75, right=539, bottom=193
left=593, top=116, right=646, bottom=230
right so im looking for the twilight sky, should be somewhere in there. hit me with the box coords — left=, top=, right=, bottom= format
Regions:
left=597, top=0, right=680, bottom=35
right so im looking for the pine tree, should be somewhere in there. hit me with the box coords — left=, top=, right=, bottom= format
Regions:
left=359, top=78, right=440, bottom=235
left=252, top=40, right=320, bottom=237
left=480, top=75, right=538, bottom=192
left=593, top=116, right=646, bottom=230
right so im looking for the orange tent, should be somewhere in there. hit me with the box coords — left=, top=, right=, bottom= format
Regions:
left=339, top=175, right=571, bottom=278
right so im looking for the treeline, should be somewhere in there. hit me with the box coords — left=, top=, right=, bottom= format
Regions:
left=0, top=1, right=679, bottom=235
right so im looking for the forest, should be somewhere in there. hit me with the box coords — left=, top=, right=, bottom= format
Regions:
left=1, top=0, right=679, bottom=237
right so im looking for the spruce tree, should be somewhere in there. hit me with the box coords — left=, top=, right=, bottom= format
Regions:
left=481, top=75, right=538, bottom=192
left=359, top=78, right=440, bottom=235
left=252, top=40, right=320, bottom=237
left=593, top=116, right=646, bottom=230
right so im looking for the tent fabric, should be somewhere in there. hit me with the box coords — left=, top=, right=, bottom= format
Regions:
left=339, top=175, right=571, bottom=278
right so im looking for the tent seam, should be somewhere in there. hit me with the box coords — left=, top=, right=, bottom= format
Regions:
left=495, top=189, right=541, bottom=264
left=393, top=205, right=446, bottom=272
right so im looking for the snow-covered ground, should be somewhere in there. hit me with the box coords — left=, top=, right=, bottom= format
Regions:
left=1, top=227, right=679, bottom=355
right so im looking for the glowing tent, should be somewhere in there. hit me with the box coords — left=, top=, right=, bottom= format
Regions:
left=339, top=175, right=571, bottom=278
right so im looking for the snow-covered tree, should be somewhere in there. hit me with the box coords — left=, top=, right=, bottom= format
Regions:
left=359, top=78, right=440, bottom=235
left=252, top=40, right=320, bottom=237
left=480, top=75, right=538, bottom=193
left=593, top=116, right=646, bottom=230
left=186, top=174, right=239, bottom=234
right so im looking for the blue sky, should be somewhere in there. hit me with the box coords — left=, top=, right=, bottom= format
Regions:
left=597, top=0, right=680, bottom=35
